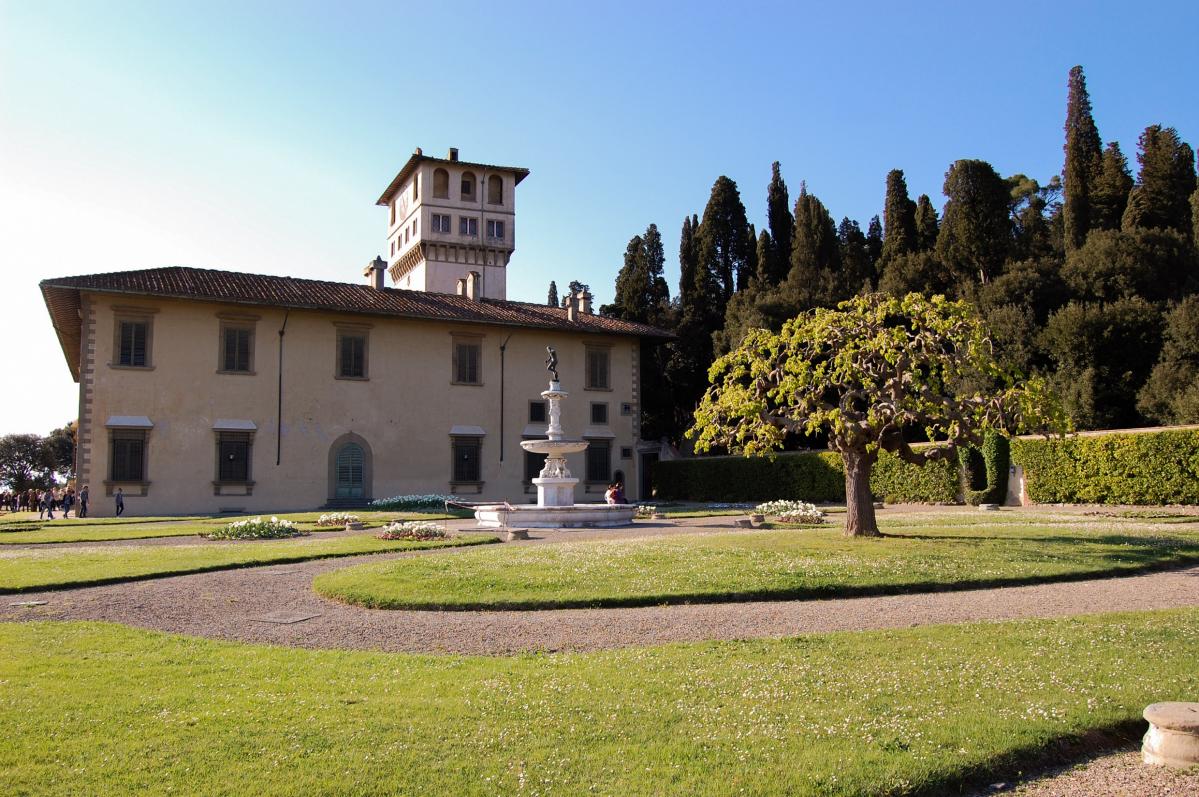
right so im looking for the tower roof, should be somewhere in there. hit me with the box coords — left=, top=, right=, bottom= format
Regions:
left=376, top=150, right=530, bottom=206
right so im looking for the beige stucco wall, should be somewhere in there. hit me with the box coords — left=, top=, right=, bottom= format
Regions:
left=76, top=293, right=643, bottom=517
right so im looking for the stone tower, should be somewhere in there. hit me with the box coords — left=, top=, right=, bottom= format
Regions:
left=374, top=147, right=529, bottom=300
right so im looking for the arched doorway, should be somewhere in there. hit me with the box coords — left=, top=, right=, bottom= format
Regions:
left=327, top=434, right=373, bottom=503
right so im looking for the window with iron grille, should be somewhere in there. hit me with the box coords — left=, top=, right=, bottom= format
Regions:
left=585, top=347, right=610, bottom=390
left=118, top=320, right=149, bottom=367
left=452, top=437, right=481, bottom=483
left=110, top=430, right=147, bottom=482
left=523, top=449, right=547, bottom=482
left=529, top=401, right=546, bottom=423
left=453, top=339, right=481, bottom=384
left=216, top=432, right=252, bottom=483
left=221, top=327, right=253, bottom=372
left=337, top=331, right=367, bottom=379
left=590, top=402, right=608, bottom=424
left=585, top=440, right=611, bottom=483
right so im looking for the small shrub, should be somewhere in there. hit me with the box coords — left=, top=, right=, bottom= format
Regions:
left=776, top=504, right=826, bottom=525
left=370, top=494, right=471, bottom=516
left=207, top=516, right=304, bottom=540
left=756, top=500, right=818, bottom=517
left=635, top=505, right=656, bottom=518
left=316, top=512, right=360, bottom=527
left=377, top=521, right=447, bottom=541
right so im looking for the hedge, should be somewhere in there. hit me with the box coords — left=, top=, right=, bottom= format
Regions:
left=1010, top=429, right=1199, bottom=505
left=652, top=449, right=959, bottom=504
left=958, top=431, right=1010, bottom=506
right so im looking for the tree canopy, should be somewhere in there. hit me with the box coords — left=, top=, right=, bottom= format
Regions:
left=688, top=293, right=1059, bottom=536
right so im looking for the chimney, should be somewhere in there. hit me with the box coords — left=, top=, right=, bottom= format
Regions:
left=448, top=147, right=459, bottom=162
left=363, top=256, right=387, bottom=290
left=414, top=146, right=423, bottom=155
left=578, top=289, right=592, bottom=314
left=565, top=291, right=578, bottom=322
left=466, top=270, right=481, bottom=301
left=456, top=277, right=467, bottom=296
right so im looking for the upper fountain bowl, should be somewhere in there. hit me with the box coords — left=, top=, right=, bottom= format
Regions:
left=520, top=438, right=589, bottom=455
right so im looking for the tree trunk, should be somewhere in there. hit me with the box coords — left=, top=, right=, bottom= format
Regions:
left=843, top=448, right=881, bottom=538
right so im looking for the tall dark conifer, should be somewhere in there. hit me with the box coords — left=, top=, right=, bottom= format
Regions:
left=935, top=159, right=1011, bottom=287
left=914, top=194, right=939, bottom=251
left=1063, top=65, right=1103, bottom=251
left=865, top=215, right=883, bottom=281
left=788, top=183, right=841, bottom=307
left=678, top=214, right=699, bottom=302
left=741, top=223, right=758, bottom=291
left=1122, top=125, right=1197, bottom=234
left=764, top=161, right=793, bottom=285
left=838, top=217, right=871, bottom=295
left=547, top=281, right=559, bottom=307
left=1090, top=142, right=1133, bottom=232
left=880, top=169, right=918, bottom=261
left=696, top=176, right=751, bottom=306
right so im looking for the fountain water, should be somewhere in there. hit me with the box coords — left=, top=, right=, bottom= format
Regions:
left=473, top=351, right=637, bottom=529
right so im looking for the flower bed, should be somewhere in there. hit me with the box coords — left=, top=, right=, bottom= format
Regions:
left=207, top=517, right=305, bottom=540
left=756, top=500, right=826, bottom=524
left=635, top=505, right=656, bottom=518
left=316, top=512, right=360, bottom=527
left=369, top=494, right=471, bottom=516
left=376, top=521, right=447, bottom=541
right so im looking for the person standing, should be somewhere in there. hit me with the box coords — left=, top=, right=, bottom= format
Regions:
left=114, top=487, right=125, bottom=516
left=79, top=485, right=89, bottom=518
left=63, top=488, right=75, bottom=518
left=43, top=488, right=55, bottom=520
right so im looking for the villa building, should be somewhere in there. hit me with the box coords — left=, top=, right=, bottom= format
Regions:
left=41, top=149, right=670, bottom=517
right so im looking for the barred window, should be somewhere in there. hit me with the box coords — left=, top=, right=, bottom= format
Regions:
left=216, top=432, right=252, bottom=483
left=585, top=440, right=611, bottom=483
left=590, top=402, right=608, bottom=424
left=110, top=430, right=147, bottom=482
left=528, top=401, right=546, bottom=423
left=452, top=437, right=481, bottom=483
left=524, top=449, right=547, bottom=483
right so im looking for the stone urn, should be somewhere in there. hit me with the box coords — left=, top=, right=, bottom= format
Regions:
left=1143, top=702, right=1199, bottom=767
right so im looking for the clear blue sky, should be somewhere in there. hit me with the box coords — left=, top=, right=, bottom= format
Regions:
left=2, top=0, right=1197, bottom=434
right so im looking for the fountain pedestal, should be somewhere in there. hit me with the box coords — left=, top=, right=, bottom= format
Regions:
left=473, top=379, right=636, bottom=529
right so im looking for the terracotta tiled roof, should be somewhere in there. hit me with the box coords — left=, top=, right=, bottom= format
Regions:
left=377, top=151, right=530, bottom=205
left=41, top=266, right=672, bottom=379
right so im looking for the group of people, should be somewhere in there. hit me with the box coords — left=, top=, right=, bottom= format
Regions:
left=604, top=481, right=628, bottom=505
left=0, top=485, right=92, bottom=519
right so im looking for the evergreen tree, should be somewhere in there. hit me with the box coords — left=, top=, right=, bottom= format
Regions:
left=1091, top=142, right=1133, bottom=231
left=880, top=169, right=918, bottom=262
left=1007, top=175, right=1054, bottom=261
left=1062, top=228, right=1197, bottom=303
left=755, top=229, right=772, bottom=286
left=914, top=194, right=939, bottom=251
left=787, top=183, right=841, bottom=307
left=547, top=280, right=559, bottom=307
left=1192, top=187, right=1199, bottom=241
left=678, top=214, right=699, bottom=302
left=1062, top=65, right=1103, bottom=251
left=837, top=217, right=872, bottom=295
left=696, top=176, right=751, bottom=307
left=764, top=161, right=793, bottom=285
left=1122, top=125, right=1197, bottom=234
left=608, top=235, right=646, bottom=319
left=741, top=223, right=758, bottom=291
left=1137, top=295, right=1199, bottom=424
left=935, top=159, right=1011, bottom=288
left=865, top=215, right=883, bottom=278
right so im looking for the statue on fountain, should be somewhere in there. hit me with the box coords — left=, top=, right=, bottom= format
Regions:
left=545, top=346, right=559, bottom=382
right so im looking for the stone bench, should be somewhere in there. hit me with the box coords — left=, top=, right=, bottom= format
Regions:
left=1143, top=702, right=1199, bottom=767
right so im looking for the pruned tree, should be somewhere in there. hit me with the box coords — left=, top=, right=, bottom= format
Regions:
left=688, top=293, right=1059, bottom=537
left=547, top=281, right=559, bottom=307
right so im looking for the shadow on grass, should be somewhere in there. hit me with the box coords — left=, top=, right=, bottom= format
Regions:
left=327, top=554, right=1199, bottom=612
left=0, top=537, right=502, bottom=595
left=917, top=719, right=1144, bottom=797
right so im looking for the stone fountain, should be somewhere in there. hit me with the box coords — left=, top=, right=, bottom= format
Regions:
left=473, top=348, right=637, bottom=529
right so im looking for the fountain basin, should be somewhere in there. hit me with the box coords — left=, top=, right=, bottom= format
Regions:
left=475, top=503, right=637, bottom=528
left=519, top=439, right=589, bottom=455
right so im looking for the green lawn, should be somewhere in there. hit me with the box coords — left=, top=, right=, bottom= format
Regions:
left=315, top=519, right=1199, bottom=610
left=2, top=611, right=1196, bottom=796
left=0, top=511, right=457, bottom=545
left=0, top=533, right=498, bottom=593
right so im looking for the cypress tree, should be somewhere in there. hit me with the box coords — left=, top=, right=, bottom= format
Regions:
left=838, top=217, right=872, bottom=294
left=610, top=234, right=647, bottom=320
left=741, top=223, right=758, bottom=291
left=1192, top=187, right=1199, bottom=242
left=880, top=169, right=918, bottom=262
left=641, top=223, right=670, bottom=326
left=1122, top=125, right=1197, bottom=234
left=1091, top=142, right=1133, bottom=232
left=788, top=182, right=841, bottom=307
left=696, top=176, right=751, bottom=307
left=935, top=159, right=1011, bottom=287
left=914, top=194, right=939, bottom=251
left=547, top=280, right=558, bottom=307
left=865, top=215, right=883, bottom=280
left=678, top=214, right=699, bottom=302
left=764, top=161, right=793, bottom=285
left=1062, top=65, right=1103, bottom=251
left=755, top=229, right=772, bottom=285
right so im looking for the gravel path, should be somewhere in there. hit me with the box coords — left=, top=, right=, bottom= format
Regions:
left=974, top=747, right=1198, bottom=796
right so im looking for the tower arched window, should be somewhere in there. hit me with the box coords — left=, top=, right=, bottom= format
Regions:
left=461, top=171, right=476, bottom=200
left=487, top=175, right=503, bottom=205
left=433, top=168, right=449, bottom=199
